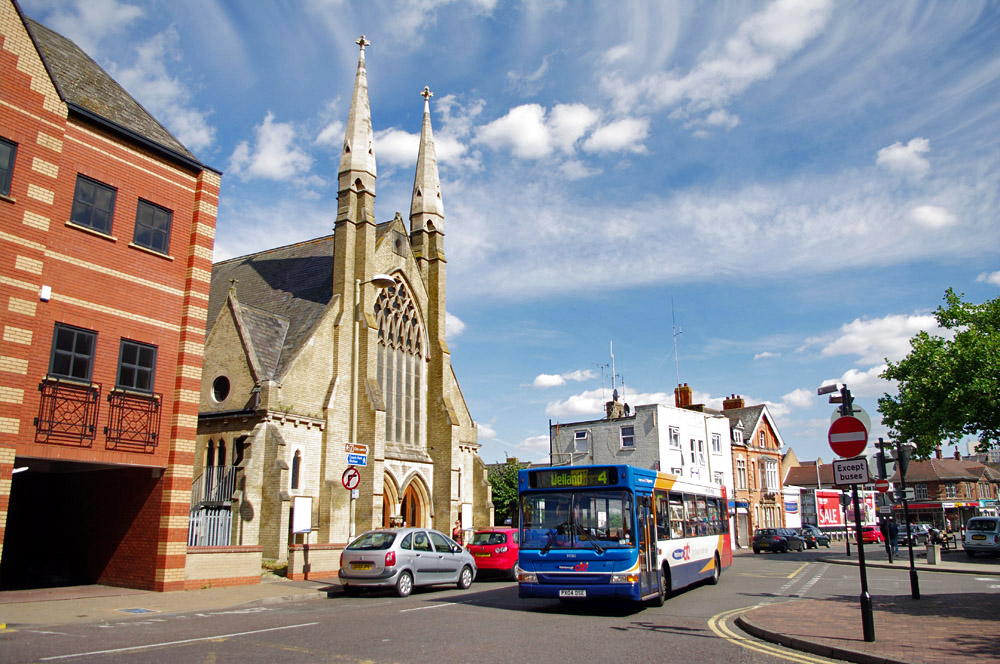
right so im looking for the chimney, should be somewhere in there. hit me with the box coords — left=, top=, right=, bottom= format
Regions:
left=674, top=383, right=692, bottom=408
left=953, top=447, right=961, bottom=460
left=723, top=394, right=745, bottom=410
left=935, top=447, right=942, bottom=459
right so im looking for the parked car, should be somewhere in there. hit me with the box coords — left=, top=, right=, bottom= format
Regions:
left=338, top=528, right=477, bottom=597
left=466, top=527, right=519, bottom=578
left=963, top=516, right=1000, bottom=557
left=858, top=525, right=884, bottom=544
left=799, top=525, right=831, bottom=549
left=897, top=524, right=929, bottom=546
left=752, top=528, right=806, bottom=553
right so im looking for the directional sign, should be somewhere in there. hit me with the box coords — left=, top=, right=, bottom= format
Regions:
left=874, top=479, right=890, bottom=494
left=828, top=415, right=868, bottom=458
left=347, top=453, right=368, bottom=467
left=346, top=443, right=368, bottom=455
left=342, top=466, right=361, bottom=490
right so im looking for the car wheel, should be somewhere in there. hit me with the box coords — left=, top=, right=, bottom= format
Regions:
left=707, top=554, right=721, bottom=585
left=508, top=564, right=518, bottom=580
left=753, top=546, right=760, bottom=554
left=395, top=571, right=413, bottom=598
left=457, top=565, right=473, bottom=590
left=780, top=542, right=788, bottom=553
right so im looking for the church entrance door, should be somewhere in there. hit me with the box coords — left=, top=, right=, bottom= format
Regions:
left=401, top=484, right=422, bottom=528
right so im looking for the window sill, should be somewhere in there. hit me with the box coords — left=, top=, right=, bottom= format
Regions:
left=65, top=220, right=116, bottom=242
left=128, top=242, right=173, bottom=260
left=1, top=194, right=14, bottom=204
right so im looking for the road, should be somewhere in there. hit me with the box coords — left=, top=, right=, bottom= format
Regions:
left=3, top=548, right=994, bottom=663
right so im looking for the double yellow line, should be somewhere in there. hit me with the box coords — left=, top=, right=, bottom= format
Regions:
left=708, top=606, right=836, bottom=664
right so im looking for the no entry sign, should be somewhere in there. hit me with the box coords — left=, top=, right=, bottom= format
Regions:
left=828, top=415, right=868, bottom=458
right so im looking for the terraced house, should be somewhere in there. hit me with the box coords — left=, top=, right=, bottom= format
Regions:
left=0, top=0, right=219, bottom=591
left=193, top=37, right=491, bottom=581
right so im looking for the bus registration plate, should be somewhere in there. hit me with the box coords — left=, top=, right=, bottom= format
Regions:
left=559, top=589, right=586, bottom=598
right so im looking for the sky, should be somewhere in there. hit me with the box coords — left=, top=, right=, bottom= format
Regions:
left=20, top=0, right=1000, bottom=466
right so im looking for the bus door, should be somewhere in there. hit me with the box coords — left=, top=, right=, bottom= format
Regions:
left=637, top=494, right=657, bottom=596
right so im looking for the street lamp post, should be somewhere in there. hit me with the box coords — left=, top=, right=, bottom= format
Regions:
left=349, top=273, right=395, bottom=538
left=893, top=439, right=920, bottom=600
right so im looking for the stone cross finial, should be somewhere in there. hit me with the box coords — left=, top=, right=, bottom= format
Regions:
left=420, top=86, right=433, bottom=101
left=356, top=35, right=370, bottom=51
left=229, top=279, right=239, bottom=297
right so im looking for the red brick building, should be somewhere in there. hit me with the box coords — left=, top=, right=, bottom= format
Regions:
left=0, top=0, right=219, bottom=590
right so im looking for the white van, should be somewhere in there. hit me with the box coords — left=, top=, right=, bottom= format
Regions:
left=963, top=516, right=1000, bottom=557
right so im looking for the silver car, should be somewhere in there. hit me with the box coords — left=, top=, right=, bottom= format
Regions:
left=338, top=527, right=477, bottom=597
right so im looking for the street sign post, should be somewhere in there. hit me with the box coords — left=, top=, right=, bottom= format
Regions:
left=829, top=415, right=868, bottom=458
left=346, top=453, right=368, bottom=467
left=342, top=466, right=361, bottom=491
left=874, top=479, right=890, bottom=494
left=833, top=457, right=871, bottom=486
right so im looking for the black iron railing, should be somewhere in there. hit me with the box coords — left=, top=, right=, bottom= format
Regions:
left=35, top=378, right=101, bottom=446
left=105, top=389, right=162, bottom=453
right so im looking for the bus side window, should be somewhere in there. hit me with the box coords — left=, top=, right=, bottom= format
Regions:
left=655, top=490, right=670, bottom=539
left=669, top=493, right=685, bottom=539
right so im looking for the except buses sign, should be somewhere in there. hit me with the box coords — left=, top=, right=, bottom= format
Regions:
left=828, top=415, right=868, bottom=458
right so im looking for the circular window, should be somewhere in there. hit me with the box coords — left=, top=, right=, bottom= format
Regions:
left=212, top=376, right=230, bottom=403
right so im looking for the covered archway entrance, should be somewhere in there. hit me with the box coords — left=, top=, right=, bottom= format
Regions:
left=401, top=484, right=422, bottom=528
left=382, top=473, right=400, bottom=527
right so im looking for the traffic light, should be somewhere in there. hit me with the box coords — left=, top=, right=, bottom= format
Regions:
left=875, top=451, right=888, bottom=479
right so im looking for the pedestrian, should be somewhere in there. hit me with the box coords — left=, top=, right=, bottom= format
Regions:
left=452, top=518, right=463, bottom=544
left=888, top=518, right=899, bottom=555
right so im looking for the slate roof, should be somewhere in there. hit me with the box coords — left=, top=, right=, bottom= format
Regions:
left=24, top=17, right=201, bottom=165
left=888, top=458, right=983, bottom=483
left=721, top=405, right=766, bottom=436
left=208, top=236, right=335, bottom=380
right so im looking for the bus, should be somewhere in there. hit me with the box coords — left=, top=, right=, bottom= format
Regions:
left=516, top=464, right=732, bottom=605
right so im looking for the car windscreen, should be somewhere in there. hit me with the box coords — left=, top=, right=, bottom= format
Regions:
left=520, top=490, right=633, bottom=550
left=471, top=532, right=507, bottom=545
left=967, top=519, right=999, bottom=532
left=346, top=532, right=396, bottom=550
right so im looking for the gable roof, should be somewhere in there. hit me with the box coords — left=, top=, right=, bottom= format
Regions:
left=785, top=463, right=838, bottom=488
left=208, top=236, right=336, bottom=379
left=24, top=16, right=205, bottom=169
left=888, top=458, right=981, bottom=483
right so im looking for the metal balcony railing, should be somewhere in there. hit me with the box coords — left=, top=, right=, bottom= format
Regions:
left=35, top=377, right=100, bottom=446
left=105, top=389, right=161, bottom=453
left=191, top=465, right=240, bottom=507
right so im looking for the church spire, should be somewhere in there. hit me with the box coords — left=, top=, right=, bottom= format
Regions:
left=409, top=86, right=443, bottom=234
left=338, top=35, right=376, bottom=197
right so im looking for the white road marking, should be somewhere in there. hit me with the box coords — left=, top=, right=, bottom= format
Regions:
left=38, top=622, right=319, bottom=661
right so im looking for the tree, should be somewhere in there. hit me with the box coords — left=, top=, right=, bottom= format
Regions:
left=879, top=289, right=1000, bottom=458
left=487, top=457, right=523, bottom=526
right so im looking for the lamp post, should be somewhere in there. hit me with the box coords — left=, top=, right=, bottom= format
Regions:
left=349, top=273, right=395, bottom=538
left=894, top=439, right=920, bottom=600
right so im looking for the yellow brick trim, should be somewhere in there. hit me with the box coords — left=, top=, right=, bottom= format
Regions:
left=157, top=540, right=189, bottom=556
left=0, top=417, right=20, bottom=435
left=22, top=210, right=49, bottom=231
left=159, top=514, right=190, bottom=529
left=8, top=297, right=36, bottom=316
left=178, top=364, right=203, bottom=380
left=44, top=250, right=187, bottom=297
left=36, top=132, right=64, bottom=153
left=0, top=356, right=29, bottom=375
left=187, top=266, right=212, bottom=284
left=196, top=198, right=218, bottom=218
left=50, top=292, right=181, bottom=333
left=163, top=464, right=194, bottom=480
left=0, top=99, right=64, bottom=132
left=31, top=157, right=58, bottom=178
left=0, top=3, right=65, bottom=114
left=0, top=447, right=17, bottom=464
left=172, top=414, right=199, bottom=429
left=181, top=340, right=204, bottom=356
left=183, top=303, right=207, bottom=324
left=0, top=230, right=45, bottom=252
left=175, top=389, right=200, bottom=404
left=0, top=274, right=38, bottom=294
left=0, top=387, right=24, bottom=404
left=199, top=170, right=222, bottom=188
left=155, top=568, right=186, bottom=583
left=194, top=221, right=215, bottom=240
left=26, top=184, right=54, bottom=205
left=192, top=245, right=214, bottom=262
left=2, top=326, right=32, bottom=345
left=14, top=255, right=43, bottom=275
left=66, top=128, right=196, bottom=192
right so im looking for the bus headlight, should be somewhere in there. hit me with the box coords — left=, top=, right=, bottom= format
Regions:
left=610, top=573, right=639, bottom=584
left=518, top=572, right=537, bottom=583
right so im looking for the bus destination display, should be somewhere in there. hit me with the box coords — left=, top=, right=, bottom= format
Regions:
left=529, top=466, right=618, bottom=489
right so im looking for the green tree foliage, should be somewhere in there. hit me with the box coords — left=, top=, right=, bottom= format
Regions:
left=488, top=457, right=523, bottom=526
left=879, top=289, right=1000, bottom=458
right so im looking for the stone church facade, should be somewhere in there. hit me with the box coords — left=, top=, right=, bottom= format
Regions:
left=194, top=38, right=491, bottom=577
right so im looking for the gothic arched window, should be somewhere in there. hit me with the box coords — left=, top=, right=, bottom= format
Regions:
left=291, top=450, right=301, bottom=490
left=375, top=277, right=423, bottom=445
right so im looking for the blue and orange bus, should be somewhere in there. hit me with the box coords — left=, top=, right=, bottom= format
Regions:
left=517, top=464, right=732, bottom=605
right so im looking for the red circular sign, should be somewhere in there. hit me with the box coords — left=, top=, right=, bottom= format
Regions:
left=342, top=466, right=360, bottom=490
left=875, top=479, right=890, bottom=493
left=828, top=415, right=868, bottom=458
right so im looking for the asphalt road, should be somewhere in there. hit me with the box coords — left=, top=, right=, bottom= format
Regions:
left=4, top=548, right=995, bottom=663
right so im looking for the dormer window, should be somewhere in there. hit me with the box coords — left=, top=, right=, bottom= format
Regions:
left=574, top=430, right=589, bottom=452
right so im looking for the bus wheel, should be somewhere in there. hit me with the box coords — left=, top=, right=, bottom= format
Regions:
left=708, top=554, right=721, bottom=585
left=652, top=565, right=670, bottom=606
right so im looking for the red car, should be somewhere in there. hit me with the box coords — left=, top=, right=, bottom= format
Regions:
left=858, top=526, right=884, bottom=544
left=466, top=528, right=519, bottom=578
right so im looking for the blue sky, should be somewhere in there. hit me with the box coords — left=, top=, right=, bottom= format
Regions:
left=21, top=0, right=1000, bottom=465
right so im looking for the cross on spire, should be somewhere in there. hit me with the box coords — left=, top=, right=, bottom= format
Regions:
left=355, top=35, right=370, bottom=51
left=420, top=86, right=433, bottom=101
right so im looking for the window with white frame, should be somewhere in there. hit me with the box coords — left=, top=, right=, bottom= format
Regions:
left=689, top=439, right=697, bottom=464
left=915, top=483, right=928, bottom=500
left=711, top=432, right=721, bottom=453
left=671, top=467, right=683, bottom=475
left=765, top=460, right=779, bottom=492
left=759, top=431, right=766, bottom=447
left=574, top=430, right=589, bottom=452
left=620, top=425, right=635, bottom=448
left=714, top=471, right=724, bottom=486
left=698, top=440, right=705, bottom=465
left=669, top=426, right=680, bottom=448
left=945, top=483, right=956, bottom=498
left=736, top=458, right=747, bottom=489
left=733, top=429, right=743, bottom=445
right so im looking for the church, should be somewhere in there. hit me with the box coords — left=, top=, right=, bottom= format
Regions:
left=194, top=37, right=492, bottom=579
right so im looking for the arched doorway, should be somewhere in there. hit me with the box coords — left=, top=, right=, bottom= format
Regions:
left=383, top=473, right=400, bottom=528
left=401, top=484, right=422, bottom=528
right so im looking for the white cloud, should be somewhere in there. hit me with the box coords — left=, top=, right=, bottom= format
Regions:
left=38, top=0, right=143, bottom=59
left=475, top=104, right=551, bottom=159
left=445, top=312, right=466, bottom=340
left=548, top=104, right=600, bottom=153
left=506, top=56, right=550, bottom=96
left=754, top=351, right=780, bottom=360
left=876, top=137, right=931, bottom=177
left=315, top=120, right=345, bottom=148
left=976, top=271, right=1000, bottom=286
left=228, top=112, right=312, bottom=181
left=582, top=118, right=649, bottom=153
left=781, top=388, right=814, bottom=409
left=814, top=313, right=942, bottom=366
left=514, top=434, right=551, bottom=463
left=909, top=205, right=956, bottom=229
left=374, top=128, right=420, bottom=167
left=476, top=422, right=497, bottom=440
left=533, top=369, right=596, bottom=388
